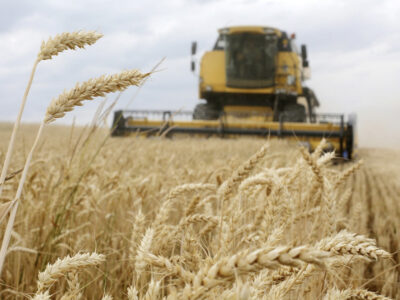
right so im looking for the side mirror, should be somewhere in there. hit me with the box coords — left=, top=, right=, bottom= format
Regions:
left=191, top=41, right=197, bottom=56
left=301, top=44, right=309, bottom=68
left=301, top=44, right=307, bottom=60
left=191, top=41, right=197, bottom=72
left=191, top=61, right=195, bottom=72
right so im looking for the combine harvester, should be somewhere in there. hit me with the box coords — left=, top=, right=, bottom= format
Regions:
left=112, top=26, right=355, bottom=159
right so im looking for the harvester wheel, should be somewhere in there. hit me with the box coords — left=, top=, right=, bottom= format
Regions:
left=193, top=103, right=220, bottom=120
left=281, top=104, right=306, bottom=122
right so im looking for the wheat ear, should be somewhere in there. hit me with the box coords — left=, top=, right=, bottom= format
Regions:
left=143, top=251, right=194, bottom=282
left=217, top=143, right=269, bottom=203
left=60, top=271, right=82, bottom=300
left=38, top=31, right=103, bottom=61
left=45, top=69, right=149, bottom=123
left=315, top=230, right=391, bottom=260
left=135, top=227, right=154, bottom=281
left=181, top=245, right=330, bottom=299
left=127, top=286, right=139, bottom=300
left=143, top=279, right=161, bottom=300
left=36, top=252, right=105, bottom=294
left=323, top=288, right=393, bottom=300
left=32, top=292, right=51, bottom=300
left=333, top=159, right=363, bottom=189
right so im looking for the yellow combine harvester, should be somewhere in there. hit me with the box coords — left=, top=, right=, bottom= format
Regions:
left=112, top=26, right=355, bottom=159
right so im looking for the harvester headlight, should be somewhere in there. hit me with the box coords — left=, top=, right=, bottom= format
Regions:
left=205, top=85, right=213, bottom=91
left=287, top=75, right=295, bottom=85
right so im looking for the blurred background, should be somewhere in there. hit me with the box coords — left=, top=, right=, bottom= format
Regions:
left=0, top=0, right=399, bottom=148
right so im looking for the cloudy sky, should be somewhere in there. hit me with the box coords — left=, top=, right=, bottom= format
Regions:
left=0, top=0, right=399, bottom=148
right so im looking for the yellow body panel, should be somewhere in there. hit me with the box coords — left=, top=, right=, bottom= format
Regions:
left=276, top=52, right=302, bottom=94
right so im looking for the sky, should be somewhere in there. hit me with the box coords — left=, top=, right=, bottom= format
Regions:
left=0, top=0, right=399, bottom=148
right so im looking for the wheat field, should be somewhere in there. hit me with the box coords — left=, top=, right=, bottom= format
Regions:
left=0, top=123, right=398, bottom=299
left=0, top=30, right=399, bottom=299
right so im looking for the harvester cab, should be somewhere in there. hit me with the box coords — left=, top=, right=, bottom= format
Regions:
left=112, top=26, right=356, bottom=159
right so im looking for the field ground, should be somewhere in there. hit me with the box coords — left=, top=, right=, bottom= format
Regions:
left=0, top=123, right=399, bottom=299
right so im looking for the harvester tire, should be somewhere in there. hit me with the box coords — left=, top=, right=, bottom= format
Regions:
left=282, top=104, right=306, bottom=122
left=193, top=103, right=220, bottom=120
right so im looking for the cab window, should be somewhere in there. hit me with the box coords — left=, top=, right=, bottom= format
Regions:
left=213, top=35, right=226, bottom=50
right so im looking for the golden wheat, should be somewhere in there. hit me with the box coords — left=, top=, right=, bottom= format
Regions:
left=0, top=31, right=398, bottom=299
left=0, top=130, right=396, bottom=299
